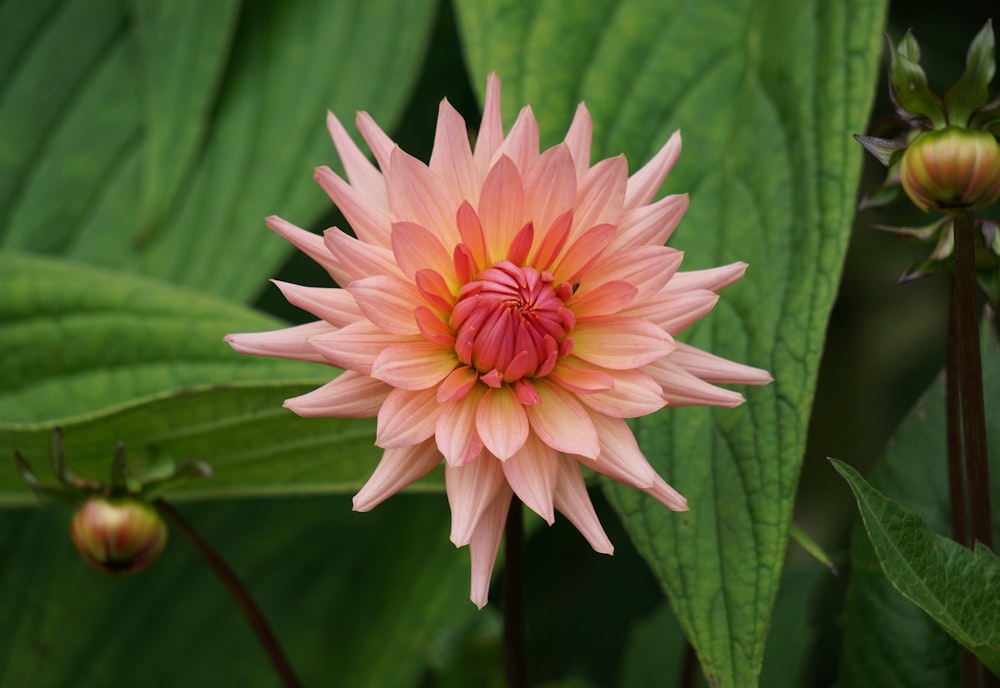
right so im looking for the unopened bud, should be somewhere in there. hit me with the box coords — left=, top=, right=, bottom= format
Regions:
left=899, top=127, right=1000, bottom=213
left=70, top=496, right=167, bottom=574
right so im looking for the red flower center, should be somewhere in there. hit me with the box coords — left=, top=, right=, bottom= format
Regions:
left=450, top=260, right=575, bottom=384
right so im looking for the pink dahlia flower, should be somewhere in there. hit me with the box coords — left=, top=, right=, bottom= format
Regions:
left=227, top=73, right=771, bottom=607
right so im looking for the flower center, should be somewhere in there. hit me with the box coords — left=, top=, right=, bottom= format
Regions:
left=450, top=260, right=575, bottom=383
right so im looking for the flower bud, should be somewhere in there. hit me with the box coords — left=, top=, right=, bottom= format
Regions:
left=899, top=127, right=1000, bottom=213
left=70, top=496, right=167, bottom=574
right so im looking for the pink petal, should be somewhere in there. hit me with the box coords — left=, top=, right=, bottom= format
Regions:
left=323, top=226, right=404, bottom=283
left=563, top=103, right=593, bottom=179
left=284, top=371, right=390, bottom=418
left=495, top=106, right=539, bottom=173
left=530, top=209, right=572, bottom=272
left=225, top=321, right=334, bottom=364
left=619, top=289, right=719, bottom=334
left=309, top=321, right=420, bottom=374
left=670, top=342, right=773, bottom=385
left=573, top=155, right=627, bottom=238
left=430, top=98, right=479, bottom=208
left=446, top=455, right=505, bottom=546
left=572, top=317, right=674, bottom=369
left=467, top=484, right=513, bottom=608
left=476, top=386, right=529, bottom=460
left=271, top=281, right=364, bottom=327
left=416, top=306, right=456, bottom=346
left=376, top=387, right=441, bottom=447
left=641, top=473, right=688, bottom=511
left=552, top=223, right=615, bottom=282
left=624, top=130, right=681, bottom=210
left=478, top=155, right=525, bottom=264
left=355, top=111, right=395, bottom=174
left=474, top=72, right=504, bottom=178
left=664, top=262, right=747, bottom=293
left=326, top=111, right=387, bottom=209
left=571, top=364, right=666, bottom=418
left=611, top=193, right=689, bottom=251
left=314, top=167, right=393, bottom=248
left=525, top=380, right=600, bottom=458
left=502, top=433, right=558, bottom=524
left=266, top=216, right=344, bottom=281
left=437, top=365, right=479, bottom=403
left=391, top=221, right=457, bottom=285
left=348, top=275, right=422, bottom=335
left=582, top=245, right=684, bottom=301
left=386, top=147, right=460, bottom=248
left=643, top=357, right=746, bottom=408
left=352, top=440, right=442, bottom=512
left=456, top=201, right=489, bottom=271
left=415, top=268, right=457, bottom=313
left=522, top=144, right=577, bottom=246
left=567, top=280, right=638, bottom=319
left=575, top=413, right=657, bottom=488
left=371, top=340, right=458, bottom=390
left=548, top=361, right=614, bottom=394
left=553, top=455, right=614, bottom=554
left=436, top=385, right=486, bottom=465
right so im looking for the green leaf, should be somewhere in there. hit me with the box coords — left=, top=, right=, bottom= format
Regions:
left=838, top=328, right=1000, bottom=686
left=945, top=21, right=996, bottom=127
left=0, top=251, right=317, bottom=424
left=0, top=494, right=476, bottom=686
left=889, top=31, right=946, bottom=126
left=832, top=459, right=1000, bottom=675
left=0, top=252, right=429, bottom=505
left=454, top=0, right=886, bottom=684
left=0, top=0, right=437, bottom=301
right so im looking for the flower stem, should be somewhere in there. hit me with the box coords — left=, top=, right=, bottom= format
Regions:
left=153, top=499, right=302, bottom=688
left=951, top=213, right=993, bottom=551
left=503, top=496, right=528, bottom=688
left=946, top=298, right=971, bottom=548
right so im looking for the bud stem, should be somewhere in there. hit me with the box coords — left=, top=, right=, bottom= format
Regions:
left=503, top=497, right=528, bottom=688
left=950, top=213, right=994, bottom=552
left=153, top=499, right=302, bottom=688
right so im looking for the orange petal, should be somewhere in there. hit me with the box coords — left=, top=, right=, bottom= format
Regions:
left=502, top=434, right=558, bottom=524
left=446, top=455, right=505, bottom=547
left=371, top=341, right=458, bottom=390
left=376, top=387, right=441, bottom=447
left=284, top=371, right=390, bottom=418
left=353, top=441, right=442, bottom=512
left=572, top=317, right=674, bottom=369
left=476, top=386, right=529, bottom=460
left=467, top=484, right=513, bottom=608
left=525, top=381, right=600, bottom=458
left=553, top=455, right=613, bottom=554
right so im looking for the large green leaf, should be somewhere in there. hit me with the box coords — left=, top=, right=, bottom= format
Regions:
left=0, top=252, right=433, bottom=506
left=453, top=0, right=887, bottom=684
left=0, top=251, right=317, bottom=424
left=833, top=459, right=1000, bottom=676
left=0, top=0, right=436, bottom=301
left=0, top=494, right=476, bottom=687
left=838, top=328, right=1000, bottom=686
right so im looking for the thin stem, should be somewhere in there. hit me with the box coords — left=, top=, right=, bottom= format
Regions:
left=947, top=290, right=971, bottom=548
left=503, top=497, right=528, bottom=688
left=952, top=213, right=993, bottom=550
left=154, top=499, right=302, bottom=688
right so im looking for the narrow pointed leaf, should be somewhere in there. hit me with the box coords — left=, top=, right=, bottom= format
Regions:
left=832, top=459, right=1000, bottom=676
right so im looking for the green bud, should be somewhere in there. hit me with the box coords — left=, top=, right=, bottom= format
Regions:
left=899, top=127, right=1000, bottom=213
left=70, top=496, right=167, bottom=574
